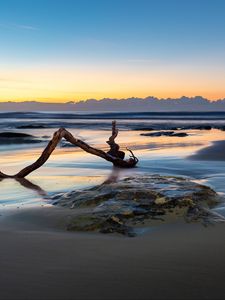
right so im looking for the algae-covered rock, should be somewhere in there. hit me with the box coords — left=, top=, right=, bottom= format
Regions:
left=52, top=175, right=224, bottom=236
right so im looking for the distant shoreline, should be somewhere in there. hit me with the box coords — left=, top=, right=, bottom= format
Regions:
left=1, top=96, right=225, bottom=111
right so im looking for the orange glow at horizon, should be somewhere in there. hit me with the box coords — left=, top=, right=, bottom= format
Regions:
left=0, top=65, right=225, bottom=102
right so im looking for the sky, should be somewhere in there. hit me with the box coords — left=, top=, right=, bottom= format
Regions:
left=0, top=0, right=225, bottom=102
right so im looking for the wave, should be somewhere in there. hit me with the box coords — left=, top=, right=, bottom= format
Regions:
left=1, top=111, right=225, bottom=120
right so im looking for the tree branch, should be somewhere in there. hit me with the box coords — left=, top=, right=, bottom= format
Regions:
left=106, top=120, right=125, bottom=159
left=0, top=124, right=138, bottom=179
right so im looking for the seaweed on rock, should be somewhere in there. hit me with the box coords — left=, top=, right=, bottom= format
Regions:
left=52, top=175, right=225, bottom=236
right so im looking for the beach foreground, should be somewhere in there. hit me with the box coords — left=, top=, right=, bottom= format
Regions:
left=1, top=113, right=225, bottom=299
left=0, top=222, right=225, bottom=300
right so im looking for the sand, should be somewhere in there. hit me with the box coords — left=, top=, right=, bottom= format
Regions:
left=1, top=132, right=225, bottom=300
left=189, top=140, right=225, bottom=161
left=0, top=213, right=225, bottom=300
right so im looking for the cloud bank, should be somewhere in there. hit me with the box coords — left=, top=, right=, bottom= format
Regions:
left=1, top=96, right=225, bottom=111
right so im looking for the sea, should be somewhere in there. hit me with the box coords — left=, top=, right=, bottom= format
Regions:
left=0, top=111, right=225, bottom=217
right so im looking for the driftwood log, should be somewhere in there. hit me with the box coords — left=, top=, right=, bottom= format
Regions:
left=0, top=121, right=138, bottom=179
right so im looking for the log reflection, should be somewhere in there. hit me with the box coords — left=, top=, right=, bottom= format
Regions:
left=0, top=177, right=47, bottom=197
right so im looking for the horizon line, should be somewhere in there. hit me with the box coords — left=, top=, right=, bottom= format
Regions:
left=1, top=95, right=225, bottom=104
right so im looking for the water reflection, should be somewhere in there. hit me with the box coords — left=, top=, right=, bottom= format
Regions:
left=1, top=128, right=225, bottom=209
left=0, top=177, right=47, bottom=197
left=0, top=167, right=123, bottom=200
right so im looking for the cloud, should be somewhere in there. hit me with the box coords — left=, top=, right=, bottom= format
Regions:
left=0, top=22, right=38, bottom=31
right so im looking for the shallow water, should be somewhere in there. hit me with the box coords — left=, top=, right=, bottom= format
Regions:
left=0, top=112, right=225, bottom=217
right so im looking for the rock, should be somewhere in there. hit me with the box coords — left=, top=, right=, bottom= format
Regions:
left=66, top=214, right=135, bottom=237
left=141, top=131, right=174, bottom=137
left=100, top=218, right=135, bottom=237
left=0, top=132, right=45, bottom=144
left=66, top=215, right=103, bottom=231
left=155, top=197, right=167, bottom=205
left=52, top=175, right=223, bottom=236
left=133, top=127, right=155, bottom=131
left=17, top=124, right=47, bottom=129
left=0, top=132, right=33, bottom=138
left=185, top=205, right=225, bottom=226
left=194, top=125, right=212, bottom=130
left=172, top=132, right=188, bottom=137
left=140, top=131, right=188, bottom=137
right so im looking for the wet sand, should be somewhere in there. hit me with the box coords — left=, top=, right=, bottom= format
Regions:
left=1, top=127, right=225, bottom=300
left=0, top=220, right=225, bottom=300
left=189, top=140, right=225, bottom=161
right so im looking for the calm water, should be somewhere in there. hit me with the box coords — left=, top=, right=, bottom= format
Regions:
left=0, top=111, right=225, bottom=216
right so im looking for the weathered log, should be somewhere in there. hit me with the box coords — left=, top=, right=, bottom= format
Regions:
left=107, top=120, right=125, bottom=159
left=0, top=122, right=138, bottom=179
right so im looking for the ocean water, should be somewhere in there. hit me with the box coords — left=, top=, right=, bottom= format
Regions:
left=0, top=111, right=225, bottom=216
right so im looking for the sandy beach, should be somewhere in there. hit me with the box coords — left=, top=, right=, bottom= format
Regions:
left=0, top=219, right=225, bottom=300
left=189, top=140, right=225, bottom=161
left=1, top=0, right=225, bottom=297
left=1, top=113, right=225, bottom=300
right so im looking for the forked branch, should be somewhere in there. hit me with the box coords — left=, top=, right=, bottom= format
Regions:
left=0, top=122, right=138, bottom=179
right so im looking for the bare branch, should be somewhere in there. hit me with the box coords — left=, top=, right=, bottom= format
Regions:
left=126, top=147, right=139, bottom=164
left=0, top=125, right=138, bottom=179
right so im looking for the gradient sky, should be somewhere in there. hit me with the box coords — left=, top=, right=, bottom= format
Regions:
left=0, top=0, right=225, bottom=102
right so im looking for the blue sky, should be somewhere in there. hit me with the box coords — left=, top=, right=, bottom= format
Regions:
left=0, top=0, right=225, bottom=101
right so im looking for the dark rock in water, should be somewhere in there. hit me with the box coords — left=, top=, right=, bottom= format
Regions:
left=141, top=131, right=188, bottom=137
left=17, top=124, right=47, bottom=129
left=180, top=125, right=212, bottom=131
left=134, top=126, right=178, bottom=131
left=141, top=131, right=174, bottom=137
left=134, top=124, right=225, bottom=132
left=52, top=175, right=224, bottom=236
left=133, top=127, right=155, bottom=131
left=172, top=132, right=188, bottom=137
left=194, top=125, right=212, bottom=130
left=0, top=132, right=33, bottom=138
left=0, top=132, right=44, bottom=144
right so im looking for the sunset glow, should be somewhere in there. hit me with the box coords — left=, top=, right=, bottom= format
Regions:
left=0, top=0, right=225, bottom=102
left=1, top=64, right=225, bottom=102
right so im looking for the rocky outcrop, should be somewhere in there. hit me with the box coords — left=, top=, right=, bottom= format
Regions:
left=17, top=124, right=47, bottom=129
left=0, top=132, right=44, bottom=144
left=140, top=131, right=188, bottom=137
left=0, top=132, right=33, bottom=138
left=134, top=125, right=212, bottom=131
left=52, top=175, right=224, bottom=236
